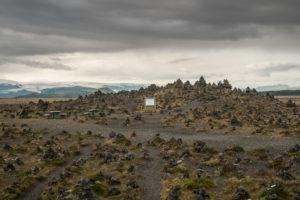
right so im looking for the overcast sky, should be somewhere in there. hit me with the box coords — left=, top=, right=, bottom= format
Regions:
left=0, top=0, right=300, bottom=88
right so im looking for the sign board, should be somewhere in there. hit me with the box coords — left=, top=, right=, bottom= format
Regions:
left=145, top=98, right=155, bottom=106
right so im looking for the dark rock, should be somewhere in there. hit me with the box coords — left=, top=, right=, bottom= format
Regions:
left=276, top=170, right=295, bottom=180
left=3, top=144, right=12, bottom=150
left=134, top=114, right=142, bottom=121
left=15, top=157, right=24, bottom=165
left=125, top=140, right=132, bottom=146
left=294, top=194, right=300, bottom=200
left=127, top=165, right=135, bottom=173
left=42, top=147, right=59, bottom=160
left=180, top=150, right=191, bottom=158
left=266, top=194, right=279, bottom=200
left=194, top=188, right=210, bottom=200
left=109, top=131, right=116, bottom=138
left=137, top=143, right=143, bottom=148
left=193, top=141, right=206, bottom=153
left=166, top=185, right=181, bottom=200
left=232, top=188, right=250, bottom=200
left=126, top=179, right=139, bottom=190
left=231, top=116, right=242, bottom=126
left=286, top=99, right=297, bottom=107
left=108, top=188, right=121, bottom=196
left=107, top=176, right=121, bottom=185
left=4, top=163, right=15, bottom=171
left=288, top=144, right=300, bottom=153
left=73, top=178, right=99, bottom=200
left=131, top=132, right=136, bottom=137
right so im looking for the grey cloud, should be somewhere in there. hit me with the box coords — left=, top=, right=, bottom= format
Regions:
left=0, top=0, right=300, bottom=55
left=257, top=64, right=300, bottom=77
left=168, top=57, right=195, bottom=64
left=0, top=57, right=73, bottom=71
left=20, top=60, right=73, bottom=71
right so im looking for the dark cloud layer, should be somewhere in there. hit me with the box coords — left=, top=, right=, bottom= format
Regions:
left=0, top=0, right=300, bottom=56
left=257, top=64, right=300, bottom=77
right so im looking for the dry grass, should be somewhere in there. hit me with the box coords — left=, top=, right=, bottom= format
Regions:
left=0, top=98, right=76, bottom=105
left=276, top=96, right=300, bottom=105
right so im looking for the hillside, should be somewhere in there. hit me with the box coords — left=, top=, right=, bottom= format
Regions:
left=1, top=76, right=298, bottom=137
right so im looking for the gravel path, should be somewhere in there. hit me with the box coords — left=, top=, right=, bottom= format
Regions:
left=16, top=140, right=100, bottom=200
left=138, top=146, right=162, bottom=200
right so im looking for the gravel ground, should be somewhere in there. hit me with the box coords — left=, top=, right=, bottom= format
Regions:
left=1, top=117, right=299, bottom=200
left=1, top=117, right=299, bottom=153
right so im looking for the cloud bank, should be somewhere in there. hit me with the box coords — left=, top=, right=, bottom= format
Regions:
left=0, top=0, right=299, bottom=87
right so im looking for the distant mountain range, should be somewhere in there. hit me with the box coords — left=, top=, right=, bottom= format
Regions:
left=1, top=79, right=299, bottom=98
left=0, top=79, right=146, bottom=98
left=258, top=90, right=300, bottom=96
left=256, top=84, right=300, bottom=96
left=255, top=84, right=300, bottom=91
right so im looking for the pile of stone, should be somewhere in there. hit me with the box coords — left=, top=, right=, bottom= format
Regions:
left=232, top=188, right=250, bottom=200
left=166, top=185, right=181, bottom=200
left=42, top=147, right=59, bottom=161
left=72, top=178, right=100, bottom=200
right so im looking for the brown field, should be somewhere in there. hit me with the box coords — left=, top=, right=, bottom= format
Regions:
left=0, top=98, right=76, bottom=105
left=276, top=95, right=300, bottom=105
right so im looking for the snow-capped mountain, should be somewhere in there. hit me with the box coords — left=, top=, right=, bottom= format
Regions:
left=0, top=79, right=147, bottom=98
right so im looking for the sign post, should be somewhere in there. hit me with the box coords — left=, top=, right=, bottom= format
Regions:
left=144, top=98, right=156, bottom=110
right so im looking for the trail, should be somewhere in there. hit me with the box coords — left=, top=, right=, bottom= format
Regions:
left=16, top=141, right=97, bottom=200
left=139, top=146, right=162, bottom=200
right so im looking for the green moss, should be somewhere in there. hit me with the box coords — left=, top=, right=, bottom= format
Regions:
left=252, top=148, right=269, bottom=160
left=199, top=177, right=215, bottom=189
left=69, top=145, right=81, bottom=155
left=113, top=137, right=129, bottom=144
left=267, top=159, right=286, bottom=170
left=91, top=183, right=109, bottom=197
left=165, top=166, right=187, bottom=174
left=261, top=187, right=290, bottom=199
left=202, top=159, right=220, bottom=166
left=230, top=145, right=244, bottom=152
left=15, top=172, right=27, bottom=177
left=2, top=175, right=45, bottom=199
left=10, top=147, right=27, bottom=154
left=71, top=166, right=82, bottom=174
left=88, top=174, right=105, bottom=182
left=185, top=178, right=200, bottom=190
left=205, top=147, right=218, bottom=154
left=184, top=177, right=214, bottom=190
left=225, top=150, right=235, bottom=156
left=43, top=158, right=65, bottom=166
left=150, top=136, right=165, bottom=145
left=220, top=163, right=235, bottom=176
